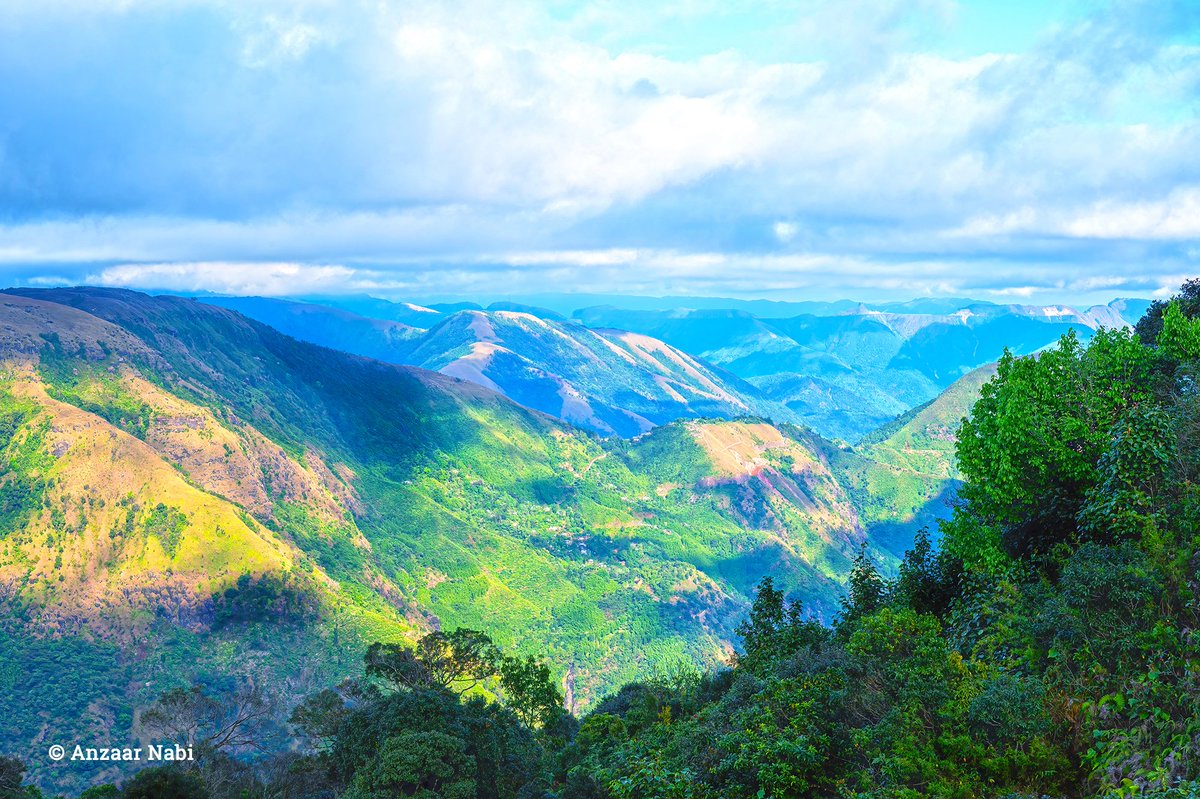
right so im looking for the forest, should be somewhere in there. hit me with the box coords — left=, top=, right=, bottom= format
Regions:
left=4, top=283, right=1200, bottom=799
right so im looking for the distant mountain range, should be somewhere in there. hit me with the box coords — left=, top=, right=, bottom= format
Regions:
left=572, top=299, right=1148, bottom=440
left=203, top=296, right=794, bottom=437
left=0, top=288, right=964, bottom=789
left=204, top=294, right=1149, bottom=442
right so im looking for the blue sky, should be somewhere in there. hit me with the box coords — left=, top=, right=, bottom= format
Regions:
left=0, top=0, right=1197, bottom=303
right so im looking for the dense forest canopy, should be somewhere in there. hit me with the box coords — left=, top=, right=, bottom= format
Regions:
left=5, top=285, right=1200, bottom=799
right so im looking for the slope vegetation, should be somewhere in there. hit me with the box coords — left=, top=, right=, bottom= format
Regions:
left=0, top=289, right=969, bottom=786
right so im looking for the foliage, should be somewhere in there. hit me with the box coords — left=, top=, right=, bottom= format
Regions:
left=120, top=767, right=207, bottom=799
left=1134, top=278, right=1200, bottom=344
left=365, top=629, right=500, bottom=694
left=211, top=572, right=321, bottom=629
left=341, top=731, right=476, bottom=799
left=498, top=653, right=566, bottom=730
left=949, top=326, right=1156, bottom=567
left=734, top=576, right=826, bottom=675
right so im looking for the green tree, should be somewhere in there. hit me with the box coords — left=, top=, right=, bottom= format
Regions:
left=949, top=328, right=1155, bottom=567
left=736, top=576, right=825, bottom=674
left=1156, top=300, right=1200, bottom=362
left=1078, top=406, right=1176, bottom=542
left=289, top=687, right=348, bottom=754
left=607, top=752, right=713, bottom=799
left=893, top=528, right=960, bottom=617
left=839, top=544, right=886, bottom=626
left=366, top=629, right=500, bottom=694
left=341, top=731, right=476, bottom=799
left=121, top=767, right=207, bottom=799
left=1135, top=278, right=1200, bottom=344
left=499, top=654, right=564, bottom=729
left=79, top=786, right=120, bottom=799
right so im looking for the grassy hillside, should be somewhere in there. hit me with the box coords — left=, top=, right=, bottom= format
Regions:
left=0, top=288, right=969, bottom=792
left=859, top=363, right=999, bottom=478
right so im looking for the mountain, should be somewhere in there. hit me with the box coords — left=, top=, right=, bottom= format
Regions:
left=294, top=294, right=451, bottom=326
left=0, top=288, right=961, bottom=790
left=203, top=294, right=1148, bottom=443
left=858, top=363, right=1000, bottom=478
left=201, top=296, right=793, bottom=437
left=404, top=309, right=795, bottom=436
left=201, top=295, right=424, bottom=362
left=574, top=300, right=1148, bottom=441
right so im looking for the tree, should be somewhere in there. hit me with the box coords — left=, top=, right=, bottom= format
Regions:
left=141, top=682, right=276, bottom=757
left=499, top=654, right=564, bottom=729
left=366, top=629, right=500, bottom=693
left=893, top=528, right=961, bottom=617
left=607, top=752, right=713, bottom=799
left=1078, top=406, right=1176, bottom=543
left=736, top=576, right=825, bottom=675
left=949, top=329, right=1155, bottom=566
left=839, top=544, right=885, bottom=627
left=341, top=731, right=476, bottom=799
left=290, top=688, right=349, bottom=754
left=0, top=758, right=27, bottom=799
left=1134, top=278, right=1200, bottom=344
left=1156, top=300, right=1200, bottom=362
left=122, top=767, right=207, bottom=799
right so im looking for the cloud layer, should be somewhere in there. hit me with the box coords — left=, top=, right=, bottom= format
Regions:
left=0, top=0, right=1197, bottom=301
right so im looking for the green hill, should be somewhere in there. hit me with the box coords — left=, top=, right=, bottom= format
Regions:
left=859, top=363, right=999, bottom=478
left=0, top=288, right=962, bottom=791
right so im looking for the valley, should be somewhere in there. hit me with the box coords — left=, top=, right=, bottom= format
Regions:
left=0, top=288, right=971, bottom=789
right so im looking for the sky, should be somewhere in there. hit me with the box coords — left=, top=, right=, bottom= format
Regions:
left=0, top=0, right=1198, bottom=304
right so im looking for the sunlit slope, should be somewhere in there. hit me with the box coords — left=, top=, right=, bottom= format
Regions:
left=0, top=290, right=848, bottom=699
left=0, top=293, right=415, bottom=640
left=858, top=363, right=999, bottom=478
left=0, top=288, right=963, bottom=723
left=622, top=420, right=875, bottom=610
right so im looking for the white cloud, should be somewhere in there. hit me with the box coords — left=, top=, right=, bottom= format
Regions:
left=383, top=18, right=770, bottom=207
left=500, top=249, right=641, bottom=267
left=0, top=0, right=1196, bottom=301
left=985, top=285, right=1038, bottom=298
left=91, top=262, right=358, bottom=295
left=1061, top=188, right=1200, bottom=240
left=773, top=221, right=798, bottom=242
left=951, top=187, right=1200, bottom=241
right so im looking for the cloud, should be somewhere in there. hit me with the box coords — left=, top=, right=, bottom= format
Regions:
left=10, top=247, right=1171, bottom=307
left=0, top=0, right=1196, bottom=302
left=773, top=222, right=798, bottom=242
left=952, top=187, right=1200, bottom=241
left=1061, top=188, right=1200, bottom=240
left=91, top=262, right=357, bottom=295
